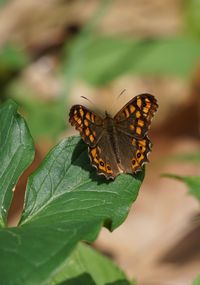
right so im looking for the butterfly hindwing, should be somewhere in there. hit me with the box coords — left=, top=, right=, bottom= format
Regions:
left=69, top=105, right=103, bottom=147
left=114, top=93, right=158, bottom=139
left=88, top=134, right=120, bottom=179
left=115, top=131, right=152, bottom=174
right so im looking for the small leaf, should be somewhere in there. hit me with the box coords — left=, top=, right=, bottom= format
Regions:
left=0, top=100, right=34, bottom=227
left=163, top=174, right=200, bottom=202
left=51, top=243, right=132, bottom=285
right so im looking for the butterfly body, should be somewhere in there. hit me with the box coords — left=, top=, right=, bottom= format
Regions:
left=69, top=93, right=158, bottom=180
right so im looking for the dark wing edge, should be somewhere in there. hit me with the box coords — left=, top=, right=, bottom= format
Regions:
left=69, top=105, right=104, bottom=147
left=114, top=93, right=158, bottom=139
left=114, top=93, right=158, bottom=121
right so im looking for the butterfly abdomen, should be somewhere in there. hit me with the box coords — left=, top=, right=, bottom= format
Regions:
left=104, top=116, right=121, bottom=164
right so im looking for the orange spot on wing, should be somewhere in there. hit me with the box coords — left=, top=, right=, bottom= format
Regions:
left=124, top=108, right=130, bottom=118
left=136, top=127, right=141, bottom=135
left=85, top=128, right=90, bottom=136
left=77, top=118, right=82, bottom=125
left=137, top=98, right=142, bottom=108
left=91, top=148, right=97, bottom=157
left=89, top=134, right=94, bottom=143
left=79, top=108, right=84, bottom=117
left=129, top=105, right=135, bottom=113
left=136, top=111, right=141, bottom=118
left=138, top=119, right=144, bottom=127
left=91, top=113, right=95, bottom=122
left=86, top=113, right=91, bottom=120
left=84, top=119, right=89, bottom=126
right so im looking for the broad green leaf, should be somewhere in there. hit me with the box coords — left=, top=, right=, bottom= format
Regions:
left=73, top=36, right=200, bottom=86
left=50, top=243, right=132, bottom=285
left=0, top=136, right=143, bottom=285
left=20, top=136, right=143, bottom=229
left=163, top=174, right=200, bottom=202
left=193, top=274, right=200, bottom=285
left=0, top=219, right=101, bottom=285
left=0, top=100, right=34, bottom=227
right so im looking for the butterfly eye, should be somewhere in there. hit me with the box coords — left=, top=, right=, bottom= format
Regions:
left=100, top=161, right=105, bottom=167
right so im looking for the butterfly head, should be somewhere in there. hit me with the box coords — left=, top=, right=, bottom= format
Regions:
left=105, top=111, right=112, bottom=118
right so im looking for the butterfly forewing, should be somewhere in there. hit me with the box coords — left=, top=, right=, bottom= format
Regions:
left=114, top=94, right=158, bottom=139
left=69, top=105, right=103, bottom=147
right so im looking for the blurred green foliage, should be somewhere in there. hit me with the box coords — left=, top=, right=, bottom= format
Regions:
left=192, top=274, right=200, bottom=285
left=184, top=0, right=200, bottom=37
left=0, top=0, right=200, bottom=142
left=69, top=36, right=200, bottom=86
left=164, top=174, right=200, bottom=202
left=0, top=45, right=28, bottom=72
left=163, top=149, right=200, bottom=202
left=9, top=83, right=67, bottom=140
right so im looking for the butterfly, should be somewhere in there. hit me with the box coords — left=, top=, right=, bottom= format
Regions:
left=69, top=93, right=158, bottom=180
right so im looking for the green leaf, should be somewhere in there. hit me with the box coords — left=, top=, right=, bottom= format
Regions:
left=0, top=100, right=34, bottom=227
left=73, top=36, right=200, bottom=86
left=193, top=274, right=200, bottom=285
left=0, top=219, right=101, bottom=285
left=20, top=136, right=143, bottom=229
left=163, top=174, right=200, bottom=202
left=51, top=243, right=132, bottom=285
left=0, top=136, right=143, bottom=285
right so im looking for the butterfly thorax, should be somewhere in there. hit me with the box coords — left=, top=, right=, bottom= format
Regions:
left=103, top=112, right=114, bottom=131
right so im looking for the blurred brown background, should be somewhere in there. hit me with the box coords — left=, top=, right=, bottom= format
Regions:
left=0, top=0, right=200, bottom=284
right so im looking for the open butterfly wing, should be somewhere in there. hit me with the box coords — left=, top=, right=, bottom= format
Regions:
left=69, top=105, right=103, bottom=147
left=114, top=94, right=158, bottom=139
left=116, top=132, right=152, bottom=174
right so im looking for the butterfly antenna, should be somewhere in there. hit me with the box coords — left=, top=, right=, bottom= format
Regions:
left=117, top=89, right=126, bottom=99
left=81, top=96, right=104, bottom=116
left=110, top=89, right=127, bottom=115
left=81, top=96, right=96, bottom=108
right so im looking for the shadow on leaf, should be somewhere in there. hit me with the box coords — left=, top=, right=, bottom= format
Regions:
left=71, top=138, right=111, bottom=185
left=106, top=280, right=132, bottom=285
left=58, top=273, right=131, bottom=285
left=58, top=273, right=96, bottom=285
